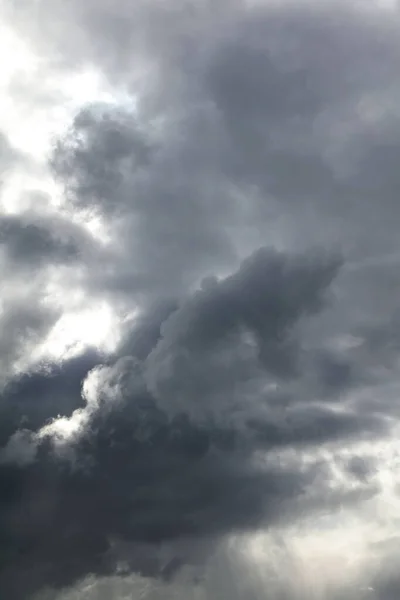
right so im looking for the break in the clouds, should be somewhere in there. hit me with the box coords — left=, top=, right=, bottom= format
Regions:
left=2, top=1, right=400, bottom=599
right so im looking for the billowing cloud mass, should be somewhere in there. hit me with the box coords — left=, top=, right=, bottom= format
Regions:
left=2, top=1, right=400, bottom=599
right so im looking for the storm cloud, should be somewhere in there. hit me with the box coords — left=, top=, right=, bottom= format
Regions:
left=1, top=0, right=400, bottom=599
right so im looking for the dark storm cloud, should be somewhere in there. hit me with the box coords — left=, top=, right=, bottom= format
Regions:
left=44, top=0, right=400, bottom=307
left=0, top=349, right=102, bottom=446
left=144, top=247, right=343, bottom=420
left=0, top=400, right=358, bottom=600
left=0, top=247, right=388, bottom=599
left=2, top=0, right=400, bottom=598
left=0, top=414, right=305, bottom=599
left=116, top=300, right=178, bottom=361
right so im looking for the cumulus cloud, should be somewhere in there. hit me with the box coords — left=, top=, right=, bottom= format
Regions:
left=0, top=247, right=391, bottom=599
left=2, top=0, right=400, bottom=599
left=144, top=247, right=341, bottom=421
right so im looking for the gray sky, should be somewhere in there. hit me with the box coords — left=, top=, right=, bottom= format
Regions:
left=1, top=1, right=400, bottom=598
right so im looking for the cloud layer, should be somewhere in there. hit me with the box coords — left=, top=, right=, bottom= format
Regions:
left=2, top=1, right=400, bottom=599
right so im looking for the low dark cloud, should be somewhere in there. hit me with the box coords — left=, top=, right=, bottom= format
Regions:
left=144, top=247, right=342, bottom=420
left=0, top=349, right=102, bottom=446
left=2, top=0, right=400, bottom=598
left=0, top=247, right=389, bottom=599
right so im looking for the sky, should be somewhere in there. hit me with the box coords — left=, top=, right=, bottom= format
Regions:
left=1, top=0, right=400, bottom=598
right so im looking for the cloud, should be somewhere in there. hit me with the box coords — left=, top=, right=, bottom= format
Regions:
left=0, top=370, right=307, bottom=598
left=0, top=214, right=79, bottom=267
left=51, top=102, right=239, bottom=302
left=144, top=246, right=342, bottom=422
left=41, top=0, right=400, bottom=306
left=0, top=349, right=102, bottom=446
left=2, top=0, right=400, bottom=598
left=0, top=205, right=103, bottom=383
left=0, top=131, right=21, bottom=172
left=0, top=298, right=60, bottom=386
left=0, top=247, right=390, bottom=599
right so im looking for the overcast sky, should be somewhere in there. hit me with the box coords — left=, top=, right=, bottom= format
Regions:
left=2, top=0, right=400, bottom=598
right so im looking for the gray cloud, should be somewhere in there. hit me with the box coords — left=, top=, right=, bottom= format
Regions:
left=0, top=131, right=20, bottom=172
left=2, top=0, right=400, bottom=598
left=51, top=102, right=238, bottom=302
left=0, top=214, right=79, bottom=267
left=144, top=247, right=342, bottom=421
left=0, top=247, right=389, bottom=599
left=0, top=297, right=60, bottom=387
left=0, top=206, right=101, bottom=385
left=43, top=1, right=400, bottom=305
left=0, top=349, right=102, bottom=446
